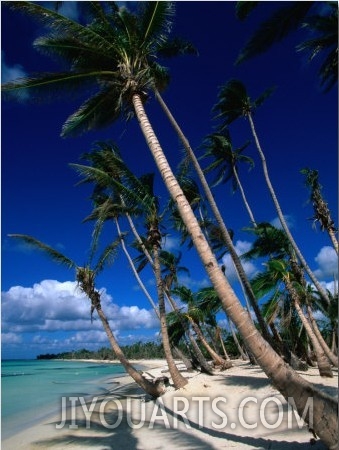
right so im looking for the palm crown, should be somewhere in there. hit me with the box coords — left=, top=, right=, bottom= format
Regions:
left=2, top=1, right=196, bottom=137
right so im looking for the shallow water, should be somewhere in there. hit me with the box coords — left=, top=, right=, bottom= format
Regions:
left=1, top=359, right=126, bottom=439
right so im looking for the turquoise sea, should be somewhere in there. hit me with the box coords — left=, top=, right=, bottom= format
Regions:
left=1, top=359, right=126, bottom=440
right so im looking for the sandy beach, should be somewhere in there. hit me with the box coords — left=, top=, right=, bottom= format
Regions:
left=2, top=359, right=337, bottom=450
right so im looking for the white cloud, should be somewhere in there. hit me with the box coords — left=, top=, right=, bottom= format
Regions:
left=1, top=332, right=23, bottom=344
left=270, top=215, right=294, bottom=230
left=221, top=240, right=257, bottom=283
left=177, top=274, right=209, bottom=290
left=162, top=236, right=180, bottom=251
left=314, top=246, right=338, bottom=280
left=1, top=51, right=27, bottom=83
left=2, top=279, right=159, bottom=335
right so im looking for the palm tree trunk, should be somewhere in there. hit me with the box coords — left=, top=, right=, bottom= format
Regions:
left=132, top=93, right=338, bottom=448
left=228, top=316, right=248, bottom=360
left=283, top=278, right=333, bottom=377
left=94, top=301, right=163, bottom=398
left=165, top=290, right=214, bottom=375
left=153, top=243, right=188, bottom=389
left=154, top=89, right=273, bottom=344
left=328, top=229, right=338, bottom=254
left=247, top=113, right=330, bottom=306
left=189, top=317, right=232, bottom=369
left=115, top=217, right=160, bottom=319
left=232, top=166, right=257, bottom=226
left=307, top=304, right=338, bottom=367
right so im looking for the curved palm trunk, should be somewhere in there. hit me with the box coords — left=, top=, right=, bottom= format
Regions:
left=227, top=316, right=248, bottom=360
left=125, top=214, right=205, bottom=372
left=216, top=327, right=231, bottom=361
left=166, top=290, right=214, bottom=375
left=328, top=229, right=339, bottom=254
left=232, top=166, right=257, bottom=227
left=132, top=93, right=338, bottom=448
left=154, top=90, right=272, bottom=344
left=247, top=113, right=330, bottom=306
left=294, top=300, right=333, bottom=377
left=115, top=217, right=160, bottom=319
left=93, top=295, right=163, bottom=398
left=189, top=317, right=232, bottom=369
left=125, top=210, right=154, bottom=267
left=283, top=278, right=333, bottom=378
left=153, top=243, right=188, bottom=389
left=307, top=304, right=338, bottom=367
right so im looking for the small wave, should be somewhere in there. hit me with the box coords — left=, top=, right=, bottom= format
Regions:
left=1, top=372, right=33, bottom=377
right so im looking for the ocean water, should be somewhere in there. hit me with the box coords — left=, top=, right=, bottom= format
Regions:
left=1, top=359, right=126, bottom=440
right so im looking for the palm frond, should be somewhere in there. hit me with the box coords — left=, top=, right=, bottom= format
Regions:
left=8, top=234, right=76, bottom=269
left=139, top=2, right=175, bottom=50
left=235, top=2, right=313, bottom=65
left=94, top=238, right=121, bottom=275
left=3, top=1, right=117, bottom=57
left=2, top=71, right=103, bottom=102
left=235, top=1, right=259, bottom=21
left=61, top=85, right=124, bottom=137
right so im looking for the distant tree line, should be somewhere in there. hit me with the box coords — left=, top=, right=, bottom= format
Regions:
left=37, top=341, right=166, bottom=360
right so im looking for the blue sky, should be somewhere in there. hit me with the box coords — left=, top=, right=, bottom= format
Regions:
left=2, top=1, right=338, bottom=359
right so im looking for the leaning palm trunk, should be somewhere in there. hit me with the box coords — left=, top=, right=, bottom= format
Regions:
left=165, top=290, right=214, bottom=375
left=248, top=114, right=331, bottom=306
left=283, top=279, right=333, bottom=378
left=152, top=243, right=188, bottom=389
left=132, top=93, right=338, bottom=449
left=228, top=316, right=248, bottom=360
left=188, top=317, right=232, bottom=369
left=216, top=327, right=231, bottom=361
left=307, top=305, right=338, bottom=367
left=92, top=291, right=164, bottom=398
left=154, top=90, right=272, bottom=344
left=115, top=217, right=160, bottom=319
left=232, top=165, right=257, bottom=227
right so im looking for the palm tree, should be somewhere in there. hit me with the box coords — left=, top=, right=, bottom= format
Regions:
left=301, top=167, right=338, bottom=253
left=172, top=285, right=232, bottom=369
left=201, top=130, right=257, bottom=227
left=243, top=222, right=338, bottom=367
left=313, top=286, right=338, bottom=356
left=72, top=145, right=188, bottom=388
left=8, top=233, right=164, bottom=398
left=235, top=1, right=338, bottom=92
left=3, top=3, right=338, bottom=445
left=214, top=79, right=331, bottom=307
left=71, top=142, right=160, bottom=318
left=251, top=259, right=333, bottom=377
left=145, top=208, right=188, bottom=388
left=155, top=90, right=273, bottom=344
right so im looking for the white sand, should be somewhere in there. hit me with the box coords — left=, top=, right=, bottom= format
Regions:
left=2, top=359, right=337, bottom=450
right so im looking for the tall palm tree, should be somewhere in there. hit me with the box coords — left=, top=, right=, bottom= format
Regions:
left=201, top=130, right=257, bottom=227
left=214, top=79, right=331, bottom=307
left=71, top=142, right=160, bottom=317
left=155, top=90, right=273, bottom=344
left=3, top=3, right=338, bottom=445
left=72, top=145, right=188, bottom=388
left=301, top=167, right=338, bottom=253
left=145, top=206, right=188, bottom=388
left=172, top=285, right=232, bottom=369
left=235, top=1, right=338, bottom=92
left=251, top=259, right=333, bottom=377
left=8, top=233, right=164, bottom=397
left=243, top=222, right=338, bottom=367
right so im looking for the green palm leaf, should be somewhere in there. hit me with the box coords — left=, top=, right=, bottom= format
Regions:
left=236, top=2, right=313, bottom=65
left=8, top=234, right=76, bottom=269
